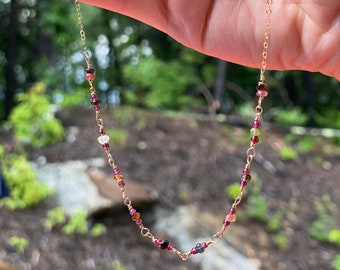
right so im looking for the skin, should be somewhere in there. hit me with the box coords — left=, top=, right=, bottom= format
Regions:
left=79, top=0, right=340, bottom=81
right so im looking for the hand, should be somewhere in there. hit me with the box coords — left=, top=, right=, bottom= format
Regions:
left=80, top=0, right=340, bottom=81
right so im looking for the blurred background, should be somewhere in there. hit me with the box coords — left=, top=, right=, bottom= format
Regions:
left=0, top=1, right=339, bottom=270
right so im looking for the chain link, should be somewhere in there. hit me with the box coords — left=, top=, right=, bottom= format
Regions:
left=260, top=0, right=273, bottom=82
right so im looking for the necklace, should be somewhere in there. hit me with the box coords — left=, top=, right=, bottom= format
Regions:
left=74, top=0, right=272, bottom=261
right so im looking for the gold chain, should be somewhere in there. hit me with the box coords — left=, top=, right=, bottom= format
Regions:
left=74, top=0, right=272, bottom=260
left=260, top=0, right=273, bottom=82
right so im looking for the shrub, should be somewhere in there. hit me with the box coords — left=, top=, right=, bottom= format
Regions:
left=9, top=82, right=65, bottom=148
left=0, top=146, right=51, bottom=209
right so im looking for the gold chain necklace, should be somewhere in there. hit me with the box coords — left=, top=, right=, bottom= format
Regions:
left=74, top=0, right=272, bottom=260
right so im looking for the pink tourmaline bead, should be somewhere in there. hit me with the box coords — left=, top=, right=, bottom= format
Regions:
left=201, top=242, right=208, bottom=249
left=113, top=168, right=120, bottom=175
left=103, top=143, right=109, bottom=150
left=118, top=181, right=125, bottom=187
left=242, top=168, right=250, bottom=175
left=135, top=219, right=142, bottom=225
left=240, top=180, right=247, bottom=187
left=256, top=90, right=268, bottom=97
left=191, top=248, right=198, bottom=255
left=229, top=208, right=236, bottom=214
left=129, top=208, right=137, bottom=216
left=223, top=220, right=231, bottom=227
left=253, top=120, right=262, bottom=128
left=167, top=244, right=173, bottom=251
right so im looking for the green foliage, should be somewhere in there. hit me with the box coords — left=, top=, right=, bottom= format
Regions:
left=123, top=56, right=199, bottom=109
left=279, top=146, right=298, bottom=161
left=53, top=88, right=89, bottom=108
left=62, top=210, right=89, bottom=235
left=296, top=136, right=315, bottom=153
left=105, top=128, right=129, bottom=149
left=44, top=207, right=66, bottom=230
left=45, top=209, right=106, bottom=237
left=226, top=183, right=243, bottom=201
left=315, top=108, right=340, bottom=129
left=332, top=255, right=340, bottom=270
left=329, top=230, right=340, bottom=246
left=247, top=194, right=269, bottom=222
left=91, top=223, right=107, bottom=237
left=112, top=260, right=127, bottom=270
left=309, top=195, right=340, bottom=243
left=273, top=231, right=289, bottom=252
left=274, top=107, right=308, bottom=126
left=0, top=146, right=51, bottom=209
left=267, top=208, right=284, bottom=232
left=9, top=82, right=65, bottom=148
left=9, top=236, right=29, bottom=254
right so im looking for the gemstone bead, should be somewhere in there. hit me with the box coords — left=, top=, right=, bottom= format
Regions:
left=229, top=208, right=236, bottom=214
left=102, top=143, right=109, bottom=150
left=118, top=180, right=125, bottom=187
left=98, top=135, right=110, bottom=145
left=135, top=219, right=142, bottom=225
left=242, top=168, right=250, bottom=175
left=131, top=212, right=140, bottom=221
left=129, top=208, right=137, bottom=216
left=195, top=243, right=205, bottom=253
left=250, top=128, right=261, bottom=136
left=240, top=180, right=247, bottom=187
left=256, top=81, right=269, bottom=98
left=251, top=136, right=259, bottom=144
left=226, top=213, right=236, bottom=222
left=223, top=220, right=231, bottom=227
left=114, top=173, right=124, bottom=183
left=85, top=68, right=96, bottom=81
left=113, top=168, right=120, bottom=175
left=252, top=120, right=262, bottom=128
left=160, top=240, right=169, bottom=250
left=191, top=248, right=198, bottom=255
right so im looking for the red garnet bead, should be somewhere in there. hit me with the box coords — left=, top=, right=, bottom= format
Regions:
left=85, top=68, right=96, bottom=81
left=251, top=135, right=260, bottom=144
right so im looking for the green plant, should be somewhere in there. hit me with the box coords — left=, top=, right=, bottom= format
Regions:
left=44, top=207, right=66, bottom=230
left=296, top=136, right=315, bottom=153
left=112, top=260, right=127, bottom=270
left=273, top=231, right=289, bottom=252
left=274, top=107, right=308, bottom=126
left=247, top=194, right=268, bottom=222
left=309, top=195, right=339, bottom=243
left=226, top=183, right=242, bottom=201
left=0, top=146, right=52, bottom=209
left=9, top=82, right=65, bottom=148
left=332, top=255, right=340, bottom=270
left=9, top=236, right=29, bottom=254
left=62, top=210, right=89, bottom=235
left=279, top=146, right=298, bottom=161
left=329, top=230, right=340, bottom=246
left=105, top=128, right=129, bottom=149
left=90, top=223, right=107, bottom=237
left=267, top=208, right=284, bottom=232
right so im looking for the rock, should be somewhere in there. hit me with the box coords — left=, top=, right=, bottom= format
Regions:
left=87, top=168, right=154, bottom=217
left=153, top=205, right=261, bottom=270
left=31, top=159, right=153, bottom=217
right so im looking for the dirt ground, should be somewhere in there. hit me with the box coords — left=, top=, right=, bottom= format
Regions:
left=1, top=106, right=339, bottom=270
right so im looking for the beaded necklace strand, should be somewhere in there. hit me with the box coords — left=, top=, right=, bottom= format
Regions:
left=74, top=0, right=272, bottom=260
